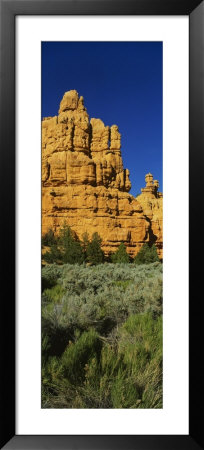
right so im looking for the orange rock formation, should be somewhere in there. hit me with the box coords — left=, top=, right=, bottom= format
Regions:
left=136, top=174, right=163, bottom=257
left=42, top=90, right=163, bottom=258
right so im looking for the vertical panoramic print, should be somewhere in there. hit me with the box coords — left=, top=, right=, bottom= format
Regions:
left=41, top=42, right=163, bottom=408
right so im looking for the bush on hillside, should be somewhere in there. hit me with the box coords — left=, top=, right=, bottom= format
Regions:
left=41, top=262, right=162, bottom=351
left=42, top=225, right=106, bottom=266
left=42, top=312, right=162, bottom=409
left=134, top=243, right=160, bottom=265
left=42, top=228, right=57, bottom=247
left=41, top=264, right=62, bottom=291
left=86, top=232, right=104, bottom=265
left=59, top=223, right=84, bottom=264
left=41, top=262, right=163, bottom=408
left=43, top=243, right=62, bottom=264
left=111, top=242, right=130, bottom=263
left=81, top=232, right=89, bottom=261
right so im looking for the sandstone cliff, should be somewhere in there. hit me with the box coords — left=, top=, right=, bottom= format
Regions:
left=42, top=90, right=163, bottom=257
left=136, top=174, right=163, bottom=257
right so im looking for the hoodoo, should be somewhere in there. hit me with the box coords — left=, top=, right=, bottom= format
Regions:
left=42, top=90, right=163, bottom=257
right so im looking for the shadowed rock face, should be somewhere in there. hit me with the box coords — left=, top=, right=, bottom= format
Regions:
left=42, top=90, right=163, bottom=257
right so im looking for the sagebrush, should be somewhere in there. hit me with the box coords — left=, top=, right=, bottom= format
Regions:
left=42, top=262, right=163, bottom=408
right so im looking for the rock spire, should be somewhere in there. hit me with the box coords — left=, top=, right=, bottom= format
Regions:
left=42, top=90, right=163, bottom=257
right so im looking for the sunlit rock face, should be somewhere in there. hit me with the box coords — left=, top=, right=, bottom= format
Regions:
left=136, top=174, right=163, bottom=258
left=42, top=90, right=162, bottom=257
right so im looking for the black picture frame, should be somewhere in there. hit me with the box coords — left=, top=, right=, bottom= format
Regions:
left=0, top=0, right=204, bottom=449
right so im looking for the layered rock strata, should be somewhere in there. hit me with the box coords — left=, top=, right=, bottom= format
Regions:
left=136, top=174, right=163, bottom=258
left=42, top=90, right=163, bottom=257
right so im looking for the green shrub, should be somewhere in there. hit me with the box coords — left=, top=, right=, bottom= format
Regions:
left=41, top=263, right=163, bottom=408
left=42, top=262, right=162, bottom=340
left=43, top=243, right=62, bottom=264
left=42, top=313, right=162, bottom=408
left=111, top=242, right=130, bottom=263
left=134, top=243, right=160, bottom=265
left=81, top=232, right=89, bottom=261
left=41, top=264, right=62, bottom=291
left=42, top=284, right=65, bottom=304
left=59, top=223, right=84, bottom=264
left=61, top=329, right=101, bottom=384
left=63, top=240, right=84, bottom=264
left=111, top=371, right=141, bottom=408
left=86, top=233, right=104, bottom=265
left=42, top=226, right=106, bottom=266
left=42, top=229, right=57, bottom=247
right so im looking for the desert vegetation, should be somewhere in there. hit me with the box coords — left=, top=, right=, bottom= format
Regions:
left=42, top=224, right=160, bottom=266
left=42, top=225, right=162, bottom=408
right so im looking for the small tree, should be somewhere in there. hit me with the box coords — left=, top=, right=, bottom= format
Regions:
left=59, top=222, right=73, bottom=247
left=86, top=232, right=104, bottom=265
left=150, top=244, right=160, bottom=263
left=43, top=243, right=62, bottom=264
left=59, top=223, right=84, bottom=264
left=42, top=228, right=62, bottom=263
left=81, top=232, right=90, bottom=261
left=134, top=243, right=160, bottom=265
left=64, top=240, right=84, bottom=264
left=111, top=242, right=130, bottom=263
left=42, top=228, right=56, bottom=247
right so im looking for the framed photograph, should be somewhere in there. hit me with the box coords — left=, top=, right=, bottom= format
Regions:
left=0, top=1, right=203, bottom=449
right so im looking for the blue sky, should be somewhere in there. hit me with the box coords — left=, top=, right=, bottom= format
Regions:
left=42, top=42, right=163, bottom=196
